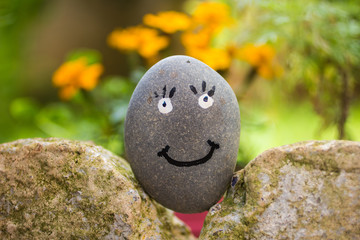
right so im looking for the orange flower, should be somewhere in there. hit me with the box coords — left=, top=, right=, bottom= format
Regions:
left=52, top=57, right=104, bottom=100
left=53, top=57, right=87, bottom=87
left=108, top=2, right=236, bottom=71
left=77, top=63, right=103, bottom=90
left=258, top=63, right=284, bottom=79
left=107, top=26, right=169, bottom=59
left=187, top=47, right=231, bottom=70
left=59, top=85, right=78, bottom=101
left=237, top=43, right=283, bottom=79
left=107, top=28, right=139, bottom=51
left=143, top=11, right=191, bottom=34
left=181, top=27, right=213, bottom=50
left=192, top=2, right=233, bottom=33
left=179, top=2, right=235, bottom=71
left=237, top=43, right=275, bottom=67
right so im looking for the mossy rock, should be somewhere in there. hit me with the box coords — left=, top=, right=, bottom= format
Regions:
left=0, top=138, right=195, bottom=239
left=200, top=140, right=360, bottom=239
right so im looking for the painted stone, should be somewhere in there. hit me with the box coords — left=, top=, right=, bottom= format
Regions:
left=125, top=55, right=240, bottom=213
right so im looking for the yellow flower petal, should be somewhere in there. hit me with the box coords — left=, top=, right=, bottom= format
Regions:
left=188, top=47, right=231, bottom=70
left=52, top=58, right=87, bottom=87
left=143, top=11, right=191, bottom=34
left=107, top=26, right=169, bottom=59
left=138, top=35, right=169, bottom=58
left=237, top=43, right=282, bottom=79
left=258, top=65, right=273, bottom=79
left=192, top=2, right=233, bottom=32
left=53, top=56, right=103, bottom=100
left=237, top=43, right=276, bottom=67
left=78, top=63, right=104, bottom=90
left=181, top=27, right=212, bottom=50
left=258, top=62, right=284, bottom=79
left=59, top=85, right=78, bottom=101
left=107, top=27, right=143, bottom=50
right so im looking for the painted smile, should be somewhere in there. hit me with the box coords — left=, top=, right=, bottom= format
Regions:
left=157, top=140, right=220, bottom=167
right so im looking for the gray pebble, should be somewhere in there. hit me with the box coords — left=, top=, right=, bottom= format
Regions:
left=124, top=55, right=240, bottom=213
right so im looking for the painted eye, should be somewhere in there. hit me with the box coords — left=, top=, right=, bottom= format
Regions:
left=198, top=94, right=214, bottom=109
left=158, top=98, right=173, bottom=114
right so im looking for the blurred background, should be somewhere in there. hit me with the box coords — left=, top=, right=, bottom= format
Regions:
left=1, top=0, right=360, bottom=169
left=1, top=0, right=360, bottom=237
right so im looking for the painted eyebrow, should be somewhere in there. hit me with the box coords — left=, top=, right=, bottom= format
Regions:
left=169, top=87, right=176, bottom=98
left=155, top=86, right=176, bottom=98
left=190, top=82, right=215, bottom=96
left=189, top=85, right=197, bottom=95
left=162, top=85, right=167, bottom=98
left=208, top=86, right=215, bottom=97
left=202, top=81, right=206, bottom=92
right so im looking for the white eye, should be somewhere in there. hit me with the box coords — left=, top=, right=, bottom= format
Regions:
left=158, top=98, right=173, bottom=114
left=198, top=93, right=214, bottom=109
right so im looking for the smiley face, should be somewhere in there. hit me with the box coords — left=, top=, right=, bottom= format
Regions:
left=125, top=55, right=240, bottom=213
left=155, top=81, right=220, bottom=167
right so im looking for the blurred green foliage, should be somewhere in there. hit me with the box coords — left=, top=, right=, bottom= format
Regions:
left=0, top=0, right=45, bottom=141
left=232, top=0, right=360, bottom=166
left=0, top=0, right=359, bottom=167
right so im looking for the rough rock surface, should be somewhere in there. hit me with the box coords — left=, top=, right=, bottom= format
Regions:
left=200, top=140, right=360, bottom=239
left=0, top=138, right=195, bottom=239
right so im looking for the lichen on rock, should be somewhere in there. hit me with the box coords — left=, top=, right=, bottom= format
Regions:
left=0, top=138, right=195, bottom=239
left=200, top=140, right=360, bottom=239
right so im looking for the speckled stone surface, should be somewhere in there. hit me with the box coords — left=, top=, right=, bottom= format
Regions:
left=0, top=138, right=195, bottom=239
left=200, top=140, right=360, bottom=239
left=124, top=55, right=240, bottom=213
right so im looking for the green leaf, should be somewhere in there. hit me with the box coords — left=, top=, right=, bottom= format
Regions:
left=10, top=97, right=40, bottom=121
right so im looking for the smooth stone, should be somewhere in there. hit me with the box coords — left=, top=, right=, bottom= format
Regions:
left=125, top=55, right=240, bottom=213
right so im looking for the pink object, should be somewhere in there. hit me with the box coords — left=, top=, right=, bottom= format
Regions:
left=175, top=211, right=208, bottom=237
left=174, top=197, right=223, bottom=237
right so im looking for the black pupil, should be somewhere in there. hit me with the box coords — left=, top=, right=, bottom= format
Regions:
left=162, top=101, right=167, bottom=107
left=203, top=96, right=208, bottom=102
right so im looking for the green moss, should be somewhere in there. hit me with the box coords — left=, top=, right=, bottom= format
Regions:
left=1, top=138, right=195, bottom=239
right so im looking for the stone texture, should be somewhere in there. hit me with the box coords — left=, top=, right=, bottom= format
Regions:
left=0, top=138, right=195, bottom=239
left=200, top=140, right=360, bottom=239
left=125, top=55, right=240, bottom=213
